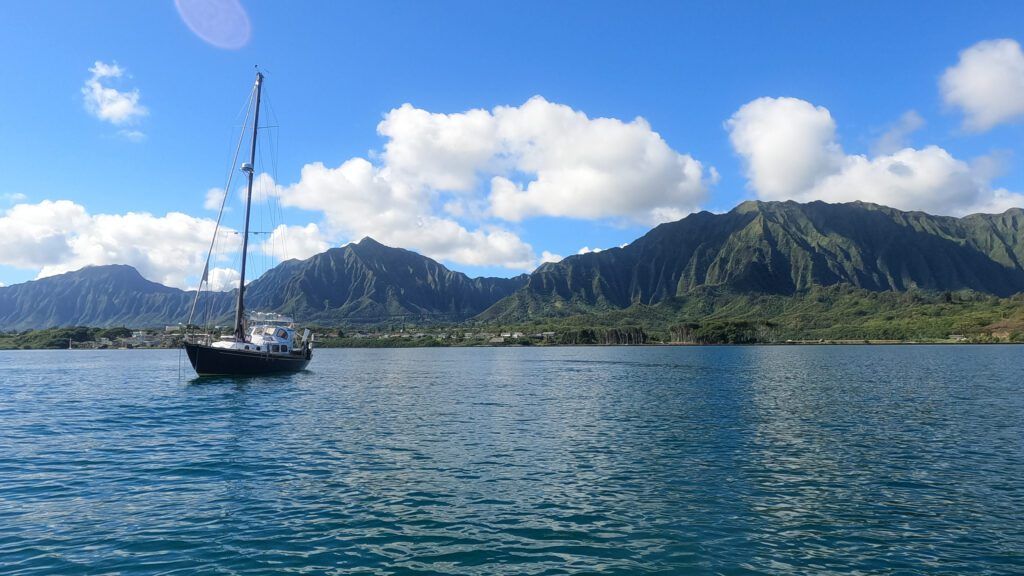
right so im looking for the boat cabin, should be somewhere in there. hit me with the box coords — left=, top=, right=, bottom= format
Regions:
left=210, top=313, right=307, bottom=356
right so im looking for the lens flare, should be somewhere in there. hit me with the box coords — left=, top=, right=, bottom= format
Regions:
left=174, top=0, right=251, bottom=50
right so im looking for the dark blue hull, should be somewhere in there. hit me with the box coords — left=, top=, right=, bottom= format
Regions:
left=184, top=343, right=311, bottom=376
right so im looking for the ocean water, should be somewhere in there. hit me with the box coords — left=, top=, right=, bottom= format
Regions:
left=0, top=345, right=1021, bottom=575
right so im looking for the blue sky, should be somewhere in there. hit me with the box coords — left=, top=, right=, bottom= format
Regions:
left=2, top=1, right=1023, bottom=288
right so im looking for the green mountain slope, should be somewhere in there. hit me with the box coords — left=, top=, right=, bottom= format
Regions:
left=481, top=201, right=1024, bottom=321
left=0, top=265, right=233, bottom=330
left=0, top=238, right=527, bottom=330
left=3, top=202, right=1023, bottom=331
left=241, top=237, right=527, bottom=324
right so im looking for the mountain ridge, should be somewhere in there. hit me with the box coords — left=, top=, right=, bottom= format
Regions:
left=0, top=237, right=528, bottom=330
left=478, top=200, right=1024, bottom=320
left=239, top=237, right=527, bottom=324
left=2, top=202, right=1023, bottom=330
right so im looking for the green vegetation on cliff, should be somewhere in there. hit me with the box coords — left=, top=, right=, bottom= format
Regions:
left=3, top=286, right=1022, bottom=349
left=2, top=201, right=1024, bottom=339
left=475, top=286, right=1024, bottom=343
left=481, top=201, right=1024, bottom=323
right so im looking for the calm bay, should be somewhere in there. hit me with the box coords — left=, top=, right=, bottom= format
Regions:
left=1, top=346, right=1021, bottom=574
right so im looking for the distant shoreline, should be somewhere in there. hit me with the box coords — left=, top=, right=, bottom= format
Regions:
left=3, top=340, right=1019, bottom=351
left=3, top=324, right=1017, bottom=351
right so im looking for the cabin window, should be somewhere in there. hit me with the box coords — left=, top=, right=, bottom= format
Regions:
left=244, top=345, right=250, bottom=350
left=282, top=345, right=288, bottom=353
left=272, top=344, right=280, bottom=353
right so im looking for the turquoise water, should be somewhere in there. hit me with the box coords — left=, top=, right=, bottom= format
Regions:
left=0, top=346, right=1021, bottom=574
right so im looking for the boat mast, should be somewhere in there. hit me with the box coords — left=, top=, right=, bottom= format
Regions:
left=233, top=71, right=263, bottom=340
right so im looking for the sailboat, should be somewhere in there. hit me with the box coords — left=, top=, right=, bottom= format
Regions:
left=184, top=71, right=313, bottom=376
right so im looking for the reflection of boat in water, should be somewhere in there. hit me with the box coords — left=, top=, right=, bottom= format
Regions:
left=183, top=71, right=313, bottom=376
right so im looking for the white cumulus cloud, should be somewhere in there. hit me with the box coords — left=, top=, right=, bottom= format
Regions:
left=204, top=187, right=226, bottom=211
left=941, top=39, right=1024, bottom=132
left=269, top=96, right=712, bottom=271
left=260, top=223, right=330, bottom=261
left=273, top=159, right=538, bottom=270
left=727, top=97, right=844, bottom=200
left=727, top=96, right=1024, bottom=215
left=206, top=267, right=240, bottom=292
left=0, top=199, right=236, bottom=288
left=539, top=251, right=563, bottom=264
left=82, top=61, right=148, bottom=128
left=378, top=97, right=711, bottom=225
left=486, top=99, right=710, bottom=224
left=0, top=200, right=92, bottom=269
left=378, top=104, right=501, bottom=193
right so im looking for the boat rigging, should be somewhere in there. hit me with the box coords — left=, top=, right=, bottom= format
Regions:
left=183, top=71, right=313, bottom=376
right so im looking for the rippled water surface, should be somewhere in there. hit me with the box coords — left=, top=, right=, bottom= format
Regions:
left=1, top=346, right=1022, bottom=574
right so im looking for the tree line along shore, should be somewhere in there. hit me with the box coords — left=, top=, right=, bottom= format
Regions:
left=3, top=289, right=1023, bottom=351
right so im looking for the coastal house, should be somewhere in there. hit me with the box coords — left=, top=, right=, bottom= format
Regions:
left=127, top=331, right=162, bottom=347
